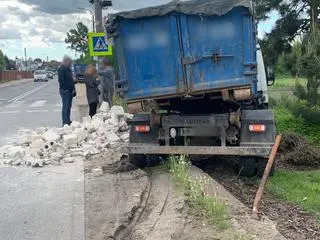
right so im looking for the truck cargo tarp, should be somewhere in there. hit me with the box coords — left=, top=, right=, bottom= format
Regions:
left=106, top=0, right=253, bottom=36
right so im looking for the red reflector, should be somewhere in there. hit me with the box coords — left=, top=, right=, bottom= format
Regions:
left=135, top=125, right=150, bottom=132
left=249, top=124, right=266, bottom=132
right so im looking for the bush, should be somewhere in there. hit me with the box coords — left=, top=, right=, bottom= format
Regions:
left=279, top=132, right=320, bottom=166
left=293, top=83, right=307, bottom=101
left=272, top=97, right=320, bottom=144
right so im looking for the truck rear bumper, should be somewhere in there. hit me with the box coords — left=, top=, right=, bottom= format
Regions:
left=124, top=144, right=272, bottom=157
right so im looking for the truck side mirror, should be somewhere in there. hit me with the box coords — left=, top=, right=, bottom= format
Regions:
left=266, top=66, right=275, bottom=86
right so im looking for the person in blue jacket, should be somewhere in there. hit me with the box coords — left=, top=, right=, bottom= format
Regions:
left=58, top=55, right=75, bottom=126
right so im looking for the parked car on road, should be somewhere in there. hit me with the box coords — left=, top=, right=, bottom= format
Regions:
left=47, top=71, right=54, bottom=79
left=34, top=70, right=48, bottom=82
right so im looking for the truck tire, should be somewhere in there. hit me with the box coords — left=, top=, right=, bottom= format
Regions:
left=256, top=157, right=275, bottom=177
left=129, top=127, right=147, bottom=168
left=237, top=157, right=257, bottom=177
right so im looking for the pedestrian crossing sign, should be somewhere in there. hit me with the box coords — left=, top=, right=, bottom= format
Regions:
left=88, top=32, right=112, bottom=56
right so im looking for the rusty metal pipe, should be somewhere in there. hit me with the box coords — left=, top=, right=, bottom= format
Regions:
left=252, top=134, right=282, bottom=219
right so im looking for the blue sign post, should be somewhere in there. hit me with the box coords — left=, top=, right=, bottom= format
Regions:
left=88, top=32, right=112, bottom=56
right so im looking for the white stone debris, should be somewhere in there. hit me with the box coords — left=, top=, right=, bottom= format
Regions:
left=92, top=168, right=103, bottom=177
left=63, top=134, right=78, bottom=147
left=42, top=129, right=61, bottom=142
left=0, top=104, right=130, bottom=168
left=99, top=101, right=110, bottom=112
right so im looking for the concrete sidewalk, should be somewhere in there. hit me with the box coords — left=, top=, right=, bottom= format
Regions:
left=0, top=78, right=33, bottom=89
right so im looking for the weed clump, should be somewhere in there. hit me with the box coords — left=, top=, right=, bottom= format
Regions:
left=167, top=155, right=230, bottom=229
left=279, top=132, right=320, bottom=166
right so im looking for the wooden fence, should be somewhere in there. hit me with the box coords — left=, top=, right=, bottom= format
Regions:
left=0, top=71, right=33, bottom=82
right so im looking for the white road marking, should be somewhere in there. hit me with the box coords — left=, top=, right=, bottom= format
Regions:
left=30, top=100, right=47, bottom=108
left=5, top=101, right=25, bottom=108
left=54, top=109, right=76, bottom=112
left=0, top=110, right=20, bottom=114
left=7, top=82, right=52, bottom=103
left=56, top=101, right=62, bottom=107
left=26, top=110, right=49, bottom=113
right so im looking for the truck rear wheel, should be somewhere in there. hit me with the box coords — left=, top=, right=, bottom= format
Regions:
left=237, top=157, right=257, bottom=177
left=129, top=127, right=147, bottom=168
left=128, top=120, right=160, bottom=168
left=256, top=157, right=275, bottom=177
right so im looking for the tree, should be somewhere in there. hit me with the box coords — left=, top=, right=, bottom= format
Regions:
left=34, top=58, right=42, bottom=64
left=0, top=50, right=5, bottom=70
left=299, top=30, right=320, bottom=105
left=256, top=0, right=319, bottom=58
left=65, top=22, right=89, bottom=55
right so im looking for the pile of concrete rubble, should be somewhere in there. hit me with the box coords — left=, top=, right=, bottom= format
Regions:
left=0, top=102, right=131, bottom=168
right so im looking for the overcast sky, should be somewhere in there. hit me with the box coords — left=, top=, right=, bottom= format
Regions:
left=0, top=0, right=277, bottom=61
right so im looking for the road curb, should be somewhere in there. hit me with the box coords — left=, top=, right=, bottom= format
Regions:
left=0, top=78, right=33, bottom=89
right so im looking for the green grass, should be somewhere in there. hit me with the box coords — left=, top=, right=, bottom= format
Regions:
left=271, top=76, right=307, bottom=88
left=268, top=170, right=320, bottom=221
left=167, top=155, right=230, bottom=229
left=273, top=103, right=320, bottom=144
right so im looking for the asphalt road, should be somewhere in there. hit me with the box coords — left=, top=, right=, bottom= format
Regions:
left=0, top=78, right=84, bottom=240
left=0, top=77, right=77, bottom=145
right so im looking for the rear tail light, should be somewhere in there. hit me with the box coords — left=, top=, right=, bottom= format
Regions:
left=135, top=125, right=150, bottom=133
left=249, top=124, right=266, bottom=132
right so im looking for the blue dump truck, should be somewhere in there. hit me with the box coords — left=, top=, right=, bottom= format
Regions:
left=107, top=0, right=276, bottom=177
left=72, top=64, right=87, bottom=83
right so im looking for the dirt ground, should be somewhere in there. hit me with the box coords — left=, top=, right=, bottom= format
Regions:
left=197, top=159, right=320, bottom=240
left=84, top=151, right=286, bottom=240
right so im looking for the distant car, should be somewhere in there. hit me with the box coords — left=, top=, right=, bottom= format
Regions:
left=47, top=71, right=54, bottom=79
left=34, top=70, right=48, bottom=82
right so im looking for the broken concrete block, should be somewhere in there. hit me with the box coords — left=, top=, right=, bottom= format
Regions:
left=44, top=159, right=52, bottom=165
left=92, top=115, right=104, bottom=129
left=99, top=101, right=110, bottom=112
left=120, top=132, right=130, bottom=142
left=62, top=125, right=73, bottom=135
left=124, top=113, right=134, bottom=120
left=35, top=127, right=48, bottom=135
left=31, top=159, right=44, bottom=168
left=4, top=158, right=14, bottom=165
left=51, top=152, right=64, bottom=162
left=7, top=146, right=25, bottom=159
left=82, top=116, right=92, bottom=128
left=69, top=148, right=83, bottom=157
left=63, top=134, right=78, bottom=147
left=74, top=128, right=87, bottom=143
left=29, top=138, right=45, bottom=149
left=71, top=121, right=81, bottom=129
left=42, top=129, right=60, bottom=142
left=92, top=168, right=103, bottom=177
left=63, top=157, right=74, bottom=163
left=111, top=106, right=124, bottom=117
left=107, top=131, right=120, bottom=143
left=109, top=113, right=119, bottom=127
left=118, top=120, right=129, bottom=132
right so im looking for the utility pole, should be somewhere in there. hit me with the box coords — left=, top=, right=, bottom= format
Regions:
left=24, top=48, right=27, bottom=71
left=93, top=0, right=103, bottom=32
left=92, top=0, right=112, bottom=68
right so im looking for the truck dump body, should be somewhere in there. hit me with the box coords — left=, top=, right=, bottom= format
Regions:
left=108, top=0, right=276, bottom=177
left=108, top=0, right=256, bottom=102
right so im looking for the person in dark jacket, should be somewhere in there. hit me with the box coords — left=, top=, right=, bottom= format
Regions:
left=99, top=58, right=114, bottom=106
left=58, top=55, right=75, bottom=126
left=84, top=64, right=100, bottom=117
